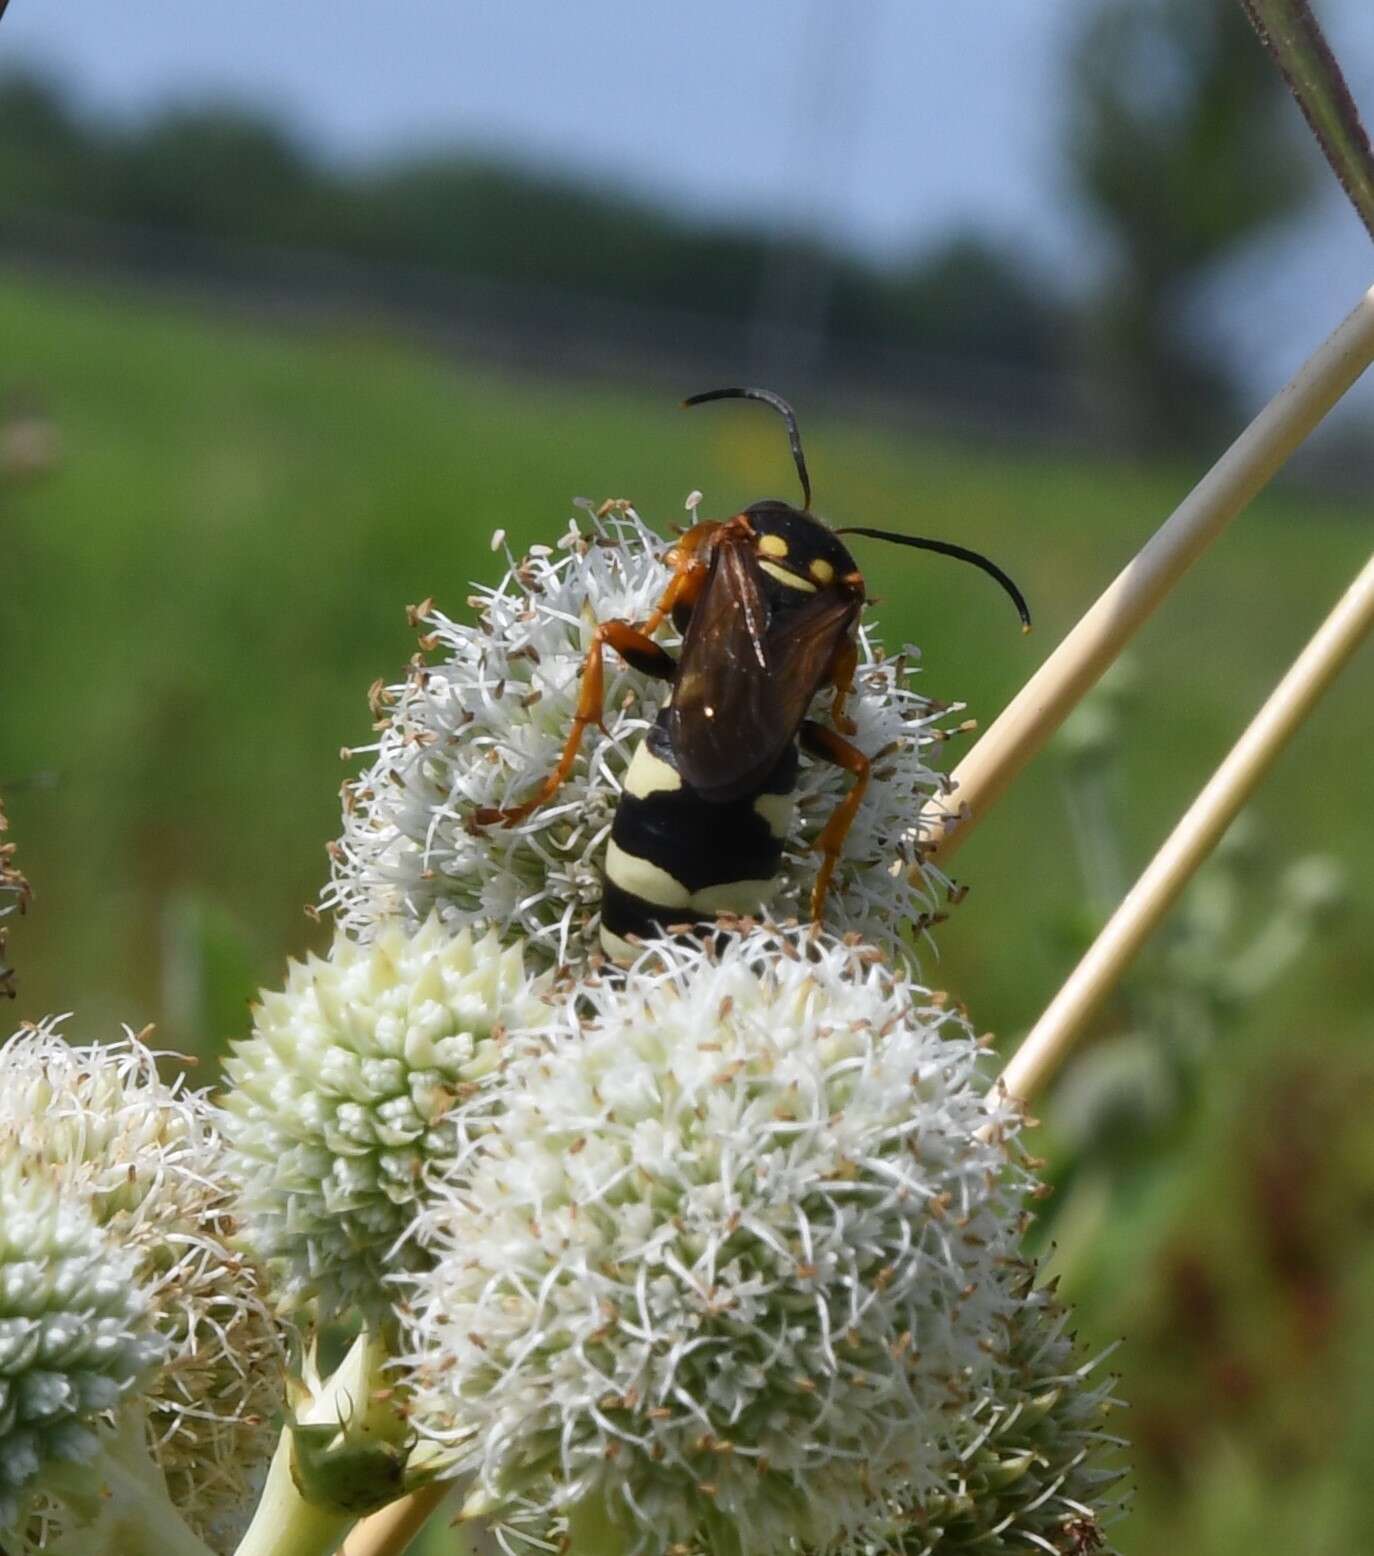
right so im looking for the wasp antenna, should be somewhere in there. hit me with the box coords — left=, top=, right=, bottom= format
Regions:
left=682, top=387, right=812, bottom=511
left=836, top=528, right=1032, bottom=631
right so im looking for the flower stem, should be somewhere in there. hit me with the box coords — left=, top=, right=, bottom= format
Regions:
left=999, top=549, right=1374, bottom=1106
left=920, top=281, right=1374, bottom=865
left=338, top=1484, right=454, bottom=1556
left=42, top=1411, right=218, bottom=1556
left=565, top=1495, right=633, bottom=1556
left=231, top=1428, right=354, bottom=1556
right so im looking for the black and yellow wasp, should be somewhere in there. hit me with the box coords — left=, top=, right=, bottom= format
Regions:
left=476, top=388, right=1029, bottom=962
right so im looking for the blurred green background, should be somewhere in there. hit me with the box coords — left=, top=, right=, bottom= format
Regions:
left=3, top=3, right=1374, bottom=1552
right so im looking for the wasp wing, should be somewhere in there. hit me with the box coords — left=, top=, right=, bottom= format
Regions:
left=669, top=532, right=772, bottom=799
left=759, top=583, right=863, bottom=742
left=670, top=532, right=860, bottom=801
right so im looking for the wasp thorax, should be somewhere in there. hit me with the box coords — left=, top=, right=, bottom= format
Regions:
left=744, top=500, right=860, bottom=599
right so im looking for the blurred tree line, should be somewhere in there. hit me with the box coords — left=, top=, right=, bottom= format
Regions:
left=0, top=70, right=1065, bottom=382
left=0, top=1, right=1313, bottom=448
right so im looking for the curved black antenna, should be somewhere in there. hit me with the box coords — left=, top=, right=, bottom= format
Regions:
left=683, top=387, right=812, bottom=511
left=836, top=527, right=1032, bottom=632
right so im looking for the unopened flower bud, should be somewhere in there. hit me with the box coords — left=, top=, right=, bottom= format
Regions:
left=0, top=1142, right=162, bottom=1535
left=222, top=914, right=550, bottom=1320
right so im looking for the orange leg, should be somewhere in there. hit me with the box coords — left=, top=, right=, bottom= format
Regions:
left=800, top=720, right=871, bottom=923
left=639, top=520, right=718, bottom=635
left=829, top=638, right=859, bottom=736
left=472, top=525, right=720, bottom=829
left=473, top=620, right=675, bottom=827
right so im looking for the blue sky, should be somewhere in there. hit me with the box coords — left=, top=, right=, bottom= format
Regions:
left=5, top=0, right=1373, bottom=402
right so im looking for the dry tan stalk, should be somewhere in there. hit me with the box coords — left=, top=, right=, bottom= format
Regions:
left=998, top=549, right=1374, bottom=1107
left=921, top=282, right=1374, bottom=865
left=339, top=1483, right=455, bottom=1556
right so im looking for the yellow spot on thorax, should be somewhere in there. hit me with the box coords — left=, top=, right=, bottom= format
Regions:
left=758, top=533, right=789, bottom=559
left=758, top=560, right=816, bottom=592
left=810, top=558, right=835, bottom=584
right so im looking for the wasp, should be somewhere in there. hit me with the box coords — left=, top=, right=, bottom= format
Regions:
left=474, top=388, right=1030, bottom=962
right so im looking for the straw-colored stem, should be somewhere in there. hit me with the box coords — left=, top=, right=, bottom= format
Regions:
left=339, top=1484, right=454, bottom=1556
left=999, top=549, right=1374, bottom=1107
left=231, top=1427, right=354, bottom=1556
left=920, top=282, right=1374, bottom=865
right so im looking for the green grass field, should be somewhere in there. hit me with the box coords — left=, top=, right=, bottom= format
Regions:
left=3, top=272, right=1373, bottom=1553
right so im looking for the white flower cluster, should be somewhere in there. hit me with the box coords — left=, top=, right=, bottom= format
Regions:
left=221, top=914, right=551, bottom=1321
left=212, top=497, right=1126, bottom=1552
left=399, top=927, right=1033, bottom=1556
left=323, top=507, right=956, bottom=970
left=0, top=1020, right=286, bottom=1555
left=0, top=1141, right=162, bottom=1535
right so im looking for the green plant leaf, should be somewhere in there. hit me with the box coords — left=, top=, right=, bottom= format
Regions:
left=1238, top=0, right=1374, bottom=241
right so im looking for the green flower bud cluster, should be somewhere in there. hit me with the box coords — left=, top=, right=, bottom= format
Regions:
left=0, top=1022, right=286, bottom=1555
left=0, top=1142, right=163, bottom=1536
left=222, top=914, right=551, bottom=1321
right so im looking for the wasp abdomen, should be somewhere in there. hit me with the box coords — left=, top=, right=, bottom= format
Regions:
left=600, top=714, right=797, bottom=963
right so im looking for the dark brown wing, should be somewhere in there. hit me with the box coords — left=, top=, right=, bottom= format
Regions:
left=669, top=532, right=773, bottom=799
left=670, top=532, right=859, bottom=801
left=759, top=583, right=863, bottom=743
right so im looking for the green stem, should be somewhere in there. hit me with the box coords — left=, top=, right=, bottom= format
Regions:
left=42, top=1412, right=217, bottom=1556
left=565, top=1495, right=632, bottom=1556
left=233, top=1330, right=419, bottom=1556
left=231, top=1429, right=354, bottom=1556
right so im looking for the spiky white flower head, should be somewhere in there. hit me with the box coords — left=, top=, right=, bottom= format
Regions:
left=0, top=1137, right=163, bottom=1535
left=0, top=1019, right=287, bottom=1555
left=399, top=926, right=1033, bottom=1556
left=323, top=504, right=958, bottom=970
left=841, top=1274, right=1126, bottom=1556
left=221, top=913, right=552, bottom=1323
left=488, top=1276, right=1127, bottom=1556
